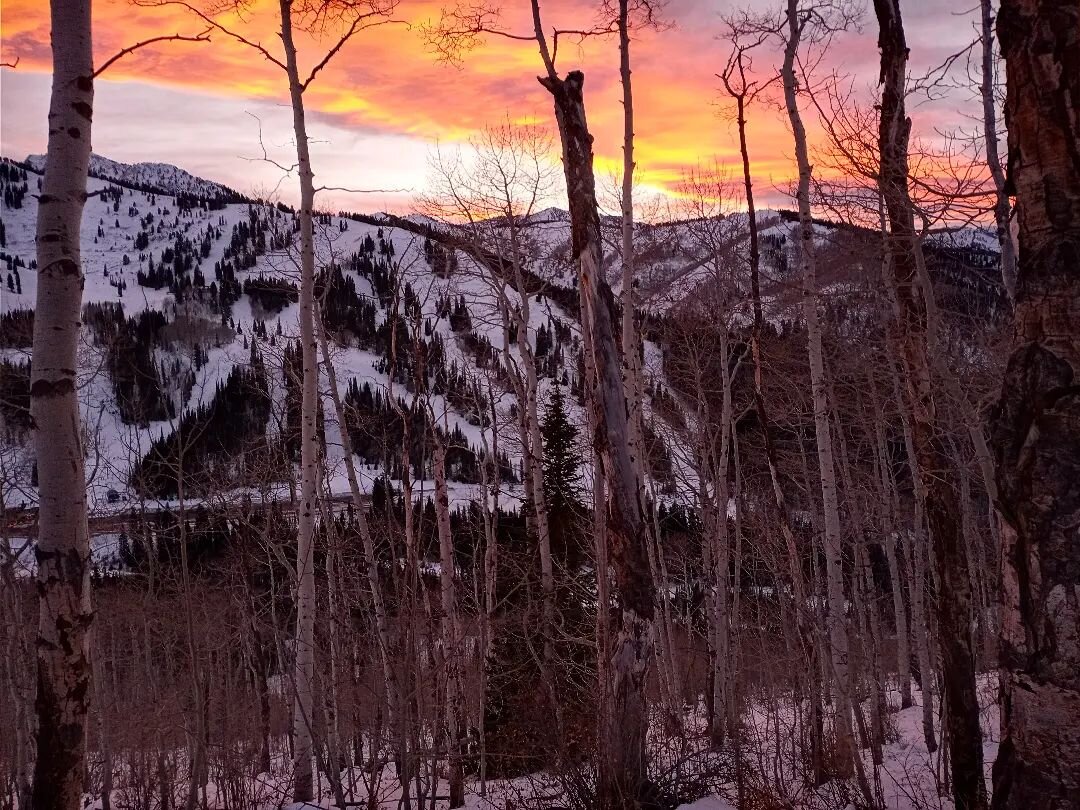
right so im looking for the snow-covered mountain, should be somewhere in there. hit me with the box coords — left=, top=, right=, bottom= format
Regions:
left=25, top=152, right=248, bottom=203
left=0, top=154, right=1004, bottom=519
left=0, top=155, right=610, bottom=514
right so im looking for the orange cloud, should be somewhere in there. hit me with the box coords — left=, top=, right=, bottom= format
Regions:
left=0, top=0, right=987, bottom=210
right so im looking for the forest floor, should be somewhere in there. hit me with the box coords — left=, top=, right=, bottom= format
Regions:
left=74, top=673, right=999, bottom=810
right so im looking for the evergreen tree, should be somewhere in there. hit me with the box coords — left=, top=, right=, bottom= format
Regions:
left=541, top=383, right=584, bottom=565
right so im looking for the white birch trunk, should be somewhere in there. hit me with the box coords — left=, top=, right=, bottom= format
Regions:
left=31, top=2, right=94, bottom=806
left=780, top=0, right=855, bottom=772
left=280, top=1, right=319, bottom=799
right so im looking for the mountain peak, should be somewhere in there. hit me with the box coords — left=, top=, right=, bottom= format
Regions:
left=24, top=152, right=248, bottom=203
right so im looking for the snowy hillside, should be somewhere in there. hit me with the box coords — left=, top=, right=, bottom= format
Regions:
left=25, top=152, right=247, bottom=203
left=0, top=154, right=1005, bottom=519
left=0, top=154, right=606, bottom=516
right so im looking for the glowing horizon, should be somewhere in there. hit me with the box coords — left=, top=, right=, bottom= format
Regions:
left=1, top=0, right=985, bottom=216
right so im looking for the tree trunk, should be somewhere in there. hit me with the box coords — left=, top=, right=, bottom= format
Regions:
left=433, top=429, right=466, bottom=808
left=617, top=4, right=683, bottom=730
left=980, top=0, right=1018, bottom=302
left=317, top=311, right=402, bottom=764
left=868, top=357, right=915, bottom=710
left=780, top=0, right=855, bottom=774
left=708, top=331, right=736, bottom=748
left=727, top=49, right=824, bottom=761
left=31, top=3, right=95, bottom=808
left=874, top=3, right=986, bottom=807
left=539, top=69, right=655, bottom=810
left=990, top=1, right=1080, bottom=807
left=893, top=369, right=939, bottom=753
left=280, top=1, right=319, bottom=800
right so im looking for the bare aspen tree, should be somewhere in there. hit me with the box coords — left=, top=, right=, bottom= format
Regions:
left=719, top=22, right=824, bottom=757
left=145, top=2, right=395, bottom=797
left=617, top=0, right=641, bottom=457
left=979, top=0, right=1016, bottom=303
left=315, top=309, right=403, bottom=788
left=776, top=0, right=858, bottom=774
left=29, top=13, right=206, bottom=803
left=431, top=419, right=465, bottom=808
left=30, top=4, right=95, bottom=806
left=865, top=370, right=913, bottom=709
left=540, top=69, right=656, bottom=810
left=422, top=124, right=561, bottom=690
left=276, top=5, right=320, bottom=797
left=611, top=0, right=683, bottom=732
left=873, top=2, right=987, bottom=807
left=990, top=0, right=1080, bottom=806
left=889, top=362, right=939, bottom=753
left=427, top=6, right=657, bottom=801
left=670, top=168, right=747, bottom=747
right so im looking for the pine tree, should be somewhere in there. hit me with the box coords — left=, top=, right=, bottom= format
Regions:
left=541, top=383, right=583, bottom=565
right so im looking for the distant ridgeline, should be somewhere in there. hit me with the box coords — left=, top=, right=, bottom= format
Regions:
left=23, top=153, right=256, bottom=209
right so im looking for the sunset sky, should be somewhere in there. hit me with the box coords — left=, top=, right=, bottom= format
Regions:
left=1, top=0, right=984, bottom=214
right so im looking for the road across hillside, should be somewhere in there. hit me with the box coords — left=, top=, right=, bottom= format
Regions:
left=2, top=491, right=367, bottom=540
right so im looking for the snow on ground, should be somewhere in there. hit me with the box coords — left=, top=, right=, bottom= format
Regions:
left=70, top=673, right=1000, bottom=810
left=7, top=531, right=126, bottom=578
left=3, top=155, right=602, bottom=514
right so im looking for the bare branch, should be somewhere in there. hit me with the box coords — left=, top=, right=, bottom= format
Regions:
left=302, top=14, right=403, bottom=91
left=92, top=29, right=212, bottom=78
left=134, top=0, right=288, bottom=70
left=314, top=184, right=411, bottom=194
left=421, top=3, right=536, bottom=65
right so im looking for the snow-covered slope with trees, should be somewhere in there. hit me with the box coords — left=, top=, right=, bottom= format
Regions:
left=0, top=154, right=607, bottom=515
left=0, top=153, right=1006, bottom=518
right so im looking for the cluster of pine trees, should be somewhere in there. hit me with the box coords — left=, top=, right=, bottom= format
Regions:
left=130, top=347, right=274, bottom=497
left=85, top=303, right=179, bottom=425
left=0, top=160, right=28, bottom=209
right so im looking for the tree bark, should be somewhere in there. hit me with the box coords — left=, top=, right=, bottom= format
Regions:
left=990, top=1, right=1080, bottom=807
left=280, top=0, right=319, bottom=800
left=869, top=367, right=914, bottom=709
left=432, top=430, right=466, bottom=808
left=539, top=69, right=655, bottom=810
left=779, top=0, right=855, bottom=774
left=31, top=2, right=95, bottom=808
left=980, top=0, right=1018, bottom=302
left=873, top=2, right=987, bottom=807
left=317, top=311, right=401, bottom=758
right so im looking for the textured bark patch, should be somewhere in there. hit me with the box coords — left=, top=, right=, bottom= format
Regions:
left=30, top=378, right=76, bottom=398
left=52, top=257, right=81, bottom=277
left=32, top=665, right=89, bottom=810
left=71, top=101, right=92, bottom=121
left=992, top=2, right=1080, bottom=807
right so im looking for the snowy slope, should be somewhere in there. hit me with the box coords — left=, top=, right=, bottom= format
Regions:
left=0, top=154, right=1003, bottom=519
left=0, top=154, right=602, bottom=516
left=25, top=152, right=246, bottom=202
